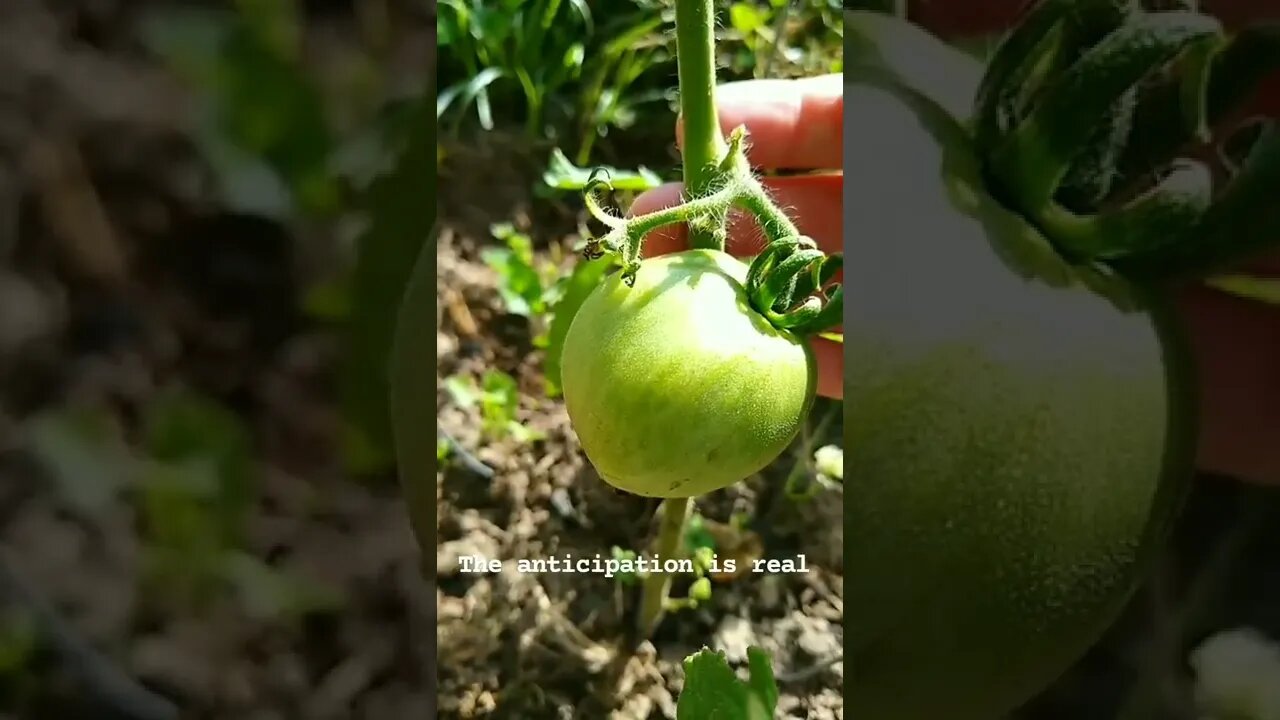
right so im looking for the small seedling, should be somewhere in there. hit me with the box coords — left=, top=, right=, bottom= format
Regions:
left=483, top=223, right=565, bottom=319
left=444, top=370, right=545, bottom=443
left=677, top=646, right=779, bottom=720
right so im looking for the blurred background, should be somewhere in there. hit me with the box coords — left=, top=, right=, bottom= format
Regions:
left=0, top=1, right=433, bottom=718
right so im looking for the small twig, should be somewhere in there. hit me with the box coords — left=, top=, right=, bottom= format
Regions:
left=437, top=427, right=494, bottom=478
left=0, top=552, right=180, bottom=720
left=775, top=652, right=843, bottom=683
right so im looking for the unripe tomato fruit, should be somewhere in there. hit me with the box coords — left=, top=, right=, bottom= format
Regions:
left=844, top=20, right=1199, bottom=719
left=561, top=249, right=816, bottom=498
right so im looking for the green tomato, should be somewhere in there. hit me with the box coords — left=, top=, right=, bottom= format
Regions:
left=561, top=249, right=816, bottom=498
left=846, top=13, right=1197, bottom=720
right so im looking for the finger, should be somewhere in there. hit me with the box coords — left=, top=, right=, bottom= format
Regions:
left=812, top=335, right=843, bottom=400
left=1182, top=254, right=1280, bottom=485
left=629, top=173, right=842, bottom=258
left=675, top=75, right=843, bottom=170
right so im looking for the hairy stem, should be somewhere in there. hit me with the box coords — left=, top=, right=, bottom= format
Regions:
left=637, top=497, right=692, bottom=637
left=621, top=182, right=738, bottom=258
left=629, top=0, right=726, bottom=641
left=740, top=184, right=802, bottom=242
left=675, top=0, right=727, bottom=250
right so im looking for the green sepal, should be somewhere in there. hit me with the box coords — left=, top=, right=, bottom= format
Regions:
left=1044, top=158, right=1213, bottom=260
left=784, top=284, right=842, bottom=335
left=1115, top=24, right=1280, bottom=183
left=756, top=248, right=824, bottom=313
left=1114, top=121, right=1280, bottom=278
left=791, top=253, right=843, bottom=301
left=745, top=238, right=802, bottom=297
left=975, top=0, right=1075, bottom=150
left=989, top=13, right=1222, bottom=215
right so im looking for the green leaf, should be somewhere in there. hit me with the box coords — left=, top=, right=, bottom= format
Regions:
left=730, top=3, right=767, bottom=35
left=1118, top=24, right=1280, bottom=184
left=444, top=375, right=480, bottom=408
left=543, top=255, right=615, bottom=396
left=483, top=225, right=547, bottom=316
left=25, top=404, right=133, bottom=516
left=196, top=126, right=295, bottom=220
left=140, top=2, right=338, bottom=217
left=222, top=552, right=344, bottom=622
left=342, top=94, right=435, bottom=476
left=444, top=371, right=539, bottom=443
left=144, top=388, right=255, bottom=549
left=541, top=148, right=663, bottom=192
left=138, top=460, right=233, bottom=603
left=437, top=68, right=506, bottom=129
left=301, top=274, right=353, bottom=322
left=677, top=647, right=778, bottom=720
left=0, top=610, right=38, bottom=677
left=505, top=419, right=546, bottom=443
left=479, top=370, right=520, bottom=431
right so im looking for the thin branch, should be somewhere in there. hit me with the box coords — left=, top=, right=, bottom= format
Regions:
left=0, top=552, right=179, bottom=720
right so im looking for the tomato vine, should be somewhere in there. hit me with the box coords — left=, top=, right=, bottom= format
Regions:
left=568, top=0, right=842, bottom=640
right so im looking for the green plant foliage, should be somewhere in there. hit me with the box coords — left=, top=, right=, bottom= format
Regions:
left=438, top=0, right=843, bottom=161
left=444, top=370, right=545, bottom=443
left=677, top=646, right=779, bottom=720
left=342, top=94, right=437, bottom=475
left=139, top=2, right=338, bottom=219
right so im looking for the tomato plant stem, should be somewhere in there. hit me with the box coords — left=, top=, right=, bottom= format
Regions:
left=629, top=0, right=724, bottom=640
left=638, top=496, right=692, bottom=637
left=675, top=0, right=727, bottom=252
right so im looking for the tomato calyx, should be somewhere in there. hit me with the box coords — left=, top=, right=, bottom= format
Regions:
left=744, top=236, right=843, bottom=332
left=579, top=126, right=843, bottom=335
left=972, top=0, right=1280, bottom=283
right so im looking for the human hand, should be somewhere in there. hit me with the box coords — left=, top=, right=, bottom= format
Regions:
left=630, top=67, right=1280, bottom=485
left=629, top=74, right=844, bottom=401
